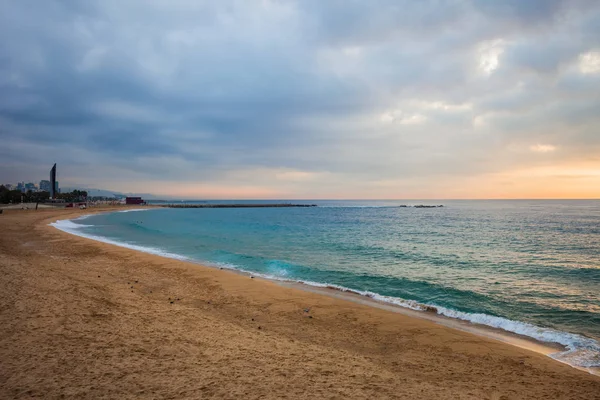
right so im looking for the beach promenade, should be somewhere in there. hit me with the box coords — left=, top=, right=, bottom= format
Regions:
left=1, top=207, right=599, bottom=399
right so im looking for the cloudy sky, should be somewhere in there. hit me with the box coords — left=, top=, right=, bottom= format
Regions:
left=1, top=0, right=600, bottom=199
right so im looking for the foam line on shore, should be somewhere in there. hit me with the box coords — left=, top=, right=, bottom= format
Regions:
left=213, top=264, right=600, bottom=368
left=50, top=214, right=600, bottom=371
left=50, top=216, right=189, bottom=261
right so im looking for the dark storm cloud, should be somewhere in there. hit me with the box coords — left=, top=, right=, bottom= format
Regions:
left=1, top=0, right=600, bottom=196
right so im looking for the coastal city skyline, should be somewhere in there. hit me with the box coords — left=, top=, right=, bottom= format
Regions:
left=1, top=163, right=59, bottom=195
left=1, top=1, right=600, bottom=199
left=1, top=179, right=59, bottom=194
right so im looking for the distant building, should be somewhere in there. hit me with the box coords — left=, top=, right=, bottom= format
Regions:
left=50, top=163, right=57, bottom=199
left=17, top=182, right=25, bottom=192
left=40, top=180, right=51, bottom=192
left=25, top=182, right=36, bottom=191
left=125, top=196, right=145, bottom=205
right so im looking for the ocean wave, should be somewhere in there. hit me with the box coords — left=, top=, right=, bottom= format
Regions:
left=50, top=218, right=189, bottom=261
left=49, top=216, right=600, bottom=369
left=118, top=208, right=152, bottom=213
left=51, top=219, right=94, bottom=229
left=433, top=307, right=600, bottom=368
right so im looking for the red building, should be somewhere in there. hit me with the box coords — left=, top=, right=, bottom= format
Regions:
left=125, top=197, right=145, bottom=205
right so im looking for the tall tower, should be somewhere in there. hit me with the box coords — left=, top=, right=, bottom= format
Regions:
left=50, top=163, right=57, bottom=199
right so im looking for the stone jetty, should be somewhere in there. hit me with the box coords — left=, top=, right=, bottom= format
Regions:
left=161, top=203, right=317, bottom=209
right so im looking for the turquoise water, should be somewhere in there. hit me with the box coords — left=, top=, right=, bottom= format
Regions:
left=52, top=200, right=600, bottom=368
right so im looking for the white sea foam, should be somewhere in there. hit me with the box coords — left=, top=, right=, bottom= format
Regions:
left=118, top=208, right=152, bottom=213
left=50, top=215, right=600, bottom=370
left=50, top=218, right=189, bottom=261
left=432, top=307, right=600, bottom=368
left=52, top=219, right=94, bottom=229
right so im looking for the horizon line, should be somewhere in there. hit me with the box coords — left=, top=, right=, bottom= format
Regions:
left=142, top=197, right=600, bottom=201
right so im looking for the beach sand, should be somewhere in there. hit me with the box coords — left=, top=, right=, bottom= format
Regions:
left=1, top=207, right=599, bottom=399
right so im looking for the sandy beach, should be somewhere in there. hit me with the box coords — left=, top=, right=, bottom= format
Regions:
left=1, top=207, right=599, bottom=399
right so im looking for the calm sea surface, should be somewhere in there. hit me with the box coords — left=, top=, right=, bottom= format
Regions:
left=53, top=200, right=600, bottom=368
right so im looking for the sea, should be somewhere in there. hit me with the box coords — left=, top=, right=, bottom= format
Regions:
left=51, top=199, right=600, bottom=370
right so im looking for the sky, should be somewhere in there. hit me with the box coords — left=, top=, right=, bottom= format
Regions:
left=1, top=0, right=600, bottom=199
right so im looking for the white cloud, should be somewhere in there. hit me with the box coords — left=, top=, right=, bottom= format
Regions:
left=399, top=114, right=427, bottom=125
left=408, top=100, right=473, bottom=112
left=380, top=112, right=395, bottom=123
left=77, top=47, right=108, bottom=72
left=92, top=101, right=166, bottom=123
left=579, top=51, right=600, bottom=74
left=478, top=39, right=505, bottom=75
left=530, top=144, right=557, bottom=153
left=342, top=46, right=363, bottom=57
left=380, top=110, right=426, bottom=125
left=273, top=169, right=319, bottom=181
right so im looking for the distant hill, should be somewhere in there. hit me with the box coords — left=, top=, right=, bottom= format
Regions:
left=60, top=186, right=159, bottom=199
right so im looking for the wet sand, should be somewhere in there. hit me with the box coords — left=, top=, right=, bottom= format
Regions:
left=1, top=207, right=599, bottom=399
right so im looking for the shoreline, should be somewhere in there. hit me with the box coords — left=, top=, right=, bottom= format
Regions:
left=1, top=206, right=599, bottom=399
left=51, top=208, right=600, bottom=376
